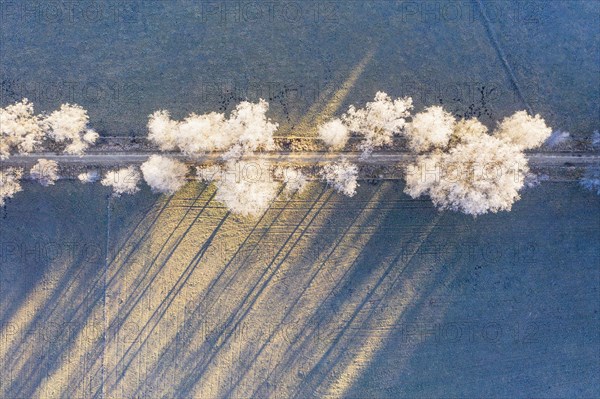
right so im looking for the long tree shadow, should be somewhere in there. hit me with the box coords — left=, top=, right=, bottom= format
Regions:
left=127, top=184, right=297, bottom=397
left=129, top=181, right=400, bottom=397
left=103, top=185, right=214, bottom=338
left=0, top=183, right=166, bottom=390
left=166, top=185, right=333, bottom=397
left=1, top=182, right=205, bottom=398
left=6, top=178, right=593, bottom=398
left=342, top=181, right=600, bottom=398
left=103, top=210, right=230, bottom=396
left=292, top=214, right=452, bottom=398
left=221, top=184, right=384, bottom=397
left=96, top=182, right=303, bottom=398
left=250, top=187, right=449, bottom=398
left=0, top=182, right=110, bottom=398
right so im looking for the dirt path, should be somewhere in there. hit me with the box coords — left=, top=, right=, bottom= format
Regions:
left=4, top=152, right=600, bottom=167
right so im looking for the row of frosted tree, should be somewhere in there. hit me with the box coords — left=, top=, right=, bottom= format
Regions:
left=1, top=93, right=599, bottom=216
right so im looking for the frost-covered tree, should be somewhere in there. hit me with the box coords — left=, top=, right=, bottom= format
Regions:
left=343, top=91, right=413, bottom=156
left=202, top=160, right=280, bottom=217
left=404, top=137, right=527, bottom=216
left=449, top=118, right=489, bottom=145
left=44, top=103, right=99, bottom=155
left=101, top=166, right=141, bottom=196
left=403, top=106, right=554, bottom=216
left=580, top=166, right=600, bottom=195
left=78, top=170, right=100, bottom=183
left=404, top=105, right=455, bottom=153
left=494, top=111, right=552, bottom=150
left=222, top=99, right=278, bottom=159
left=316, top=92, right=413, bottom=155
left=318, top=119, right=349, bottom=151
left=321, top=159, right=359, bottom=197
left=149, top=111, right=229, bottom=154
left=0, top=167, right=23, bottom=206
left=274, top=166, right=308, bottom=195
left=147, top=110, right=181, bottom=151
left=148, top=99, right=277, bottom=159
left=30, top=159, right=59, bottom=186
left=1, top=100, right=100, bottom=158
left=140, top=155, right=188, bottom=194
left=0, top=99, right=46, bottom=159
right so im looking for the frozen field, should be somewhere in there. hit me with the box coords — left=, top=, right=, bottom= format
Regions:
left=1, top=1, right=599, bottom=398
left=0, top=180, right=599, bottom=397
left=1, top=1, right=598, bottom=137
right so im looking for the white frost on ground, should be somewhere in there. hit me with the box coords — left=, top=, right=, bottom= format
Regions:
left=592, top=130, right=600, bottom=149
left=524, top=172, right=550, bottom=189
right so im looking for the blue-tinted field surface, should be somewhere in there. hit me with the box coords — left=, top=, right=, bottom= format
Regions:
left=1, top=1, right=599, bottom=398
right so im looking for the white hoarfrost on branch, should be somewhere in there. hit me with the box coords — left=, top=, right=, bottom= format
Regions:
left=404, top=105, right=455, bottom=153
left=494, top=110, right=552, bottom=150
left=223, top=99, right=278, bottom=158
left=0, top=167, right=23, bottom=206
left=404, top=135, right=528, bottom=216
left=140, top=155, right=189, bottom=194
left=44, top=103, right=99, bottom=155
left=101, top=166, right=141, bottom=196
left=148, top=99, right=277, bottom=159
left=450, top=118, right=489, bottom=144
left=147, top=110, right=181, bottom=151
left=203, top=160, right=280, bottom=217
left=30, top=159, right=59, bottom=186
left=321, top=159, right=359, bottom=197
left=343, top=91, right=413, bottom=155
left=274, top=166, right=308, bottom=195
left=0, top=99, right=46, bottom=159
left=318, top=119, right=349, bottom=151
left=404, top=106, right=554, bottom=216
